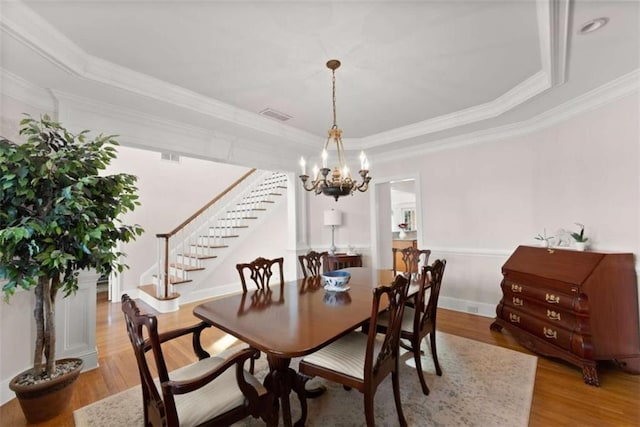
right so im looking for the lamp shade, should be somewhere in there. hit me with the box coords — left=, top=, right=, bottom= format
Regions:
left=324, top=209, right=342, bottom=226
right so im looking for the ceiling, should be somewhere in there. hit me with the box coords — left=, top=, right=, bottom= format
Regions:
left=1, top=0, right=638, bottom=169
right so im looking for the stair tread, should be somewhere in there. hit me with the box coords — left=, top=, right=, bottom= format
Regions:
left=221, top=235, right=239, bottom=238
left=192, top=244, right=229, bottom=248
left=167, top=276, right=192, bottom=284
left=169, top=263, right=205, bottom=271
left=208, top=225, right=249, bottom=230
left=220, top=217, right=258, bottom=221
left=138, top=284, right=180, bottom=301
left=180, top=253, right=218, bottom=260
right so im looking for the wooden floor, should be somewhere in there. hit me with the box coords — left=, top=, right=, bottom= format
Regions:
left=2, top=292, right=639, bottom=426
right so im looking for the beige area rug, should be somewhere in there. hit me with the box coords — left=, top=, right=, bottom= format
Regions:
left=74, top=333, right=536, bottom=426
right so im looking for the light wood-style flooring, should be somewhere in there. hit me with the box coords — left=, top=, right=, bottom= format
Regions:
left=1, top=292, right=639, bottom=426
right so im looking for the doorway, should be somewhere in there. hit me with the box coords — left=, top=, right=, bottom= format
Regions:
left=370, top=173, right=422, bottom=270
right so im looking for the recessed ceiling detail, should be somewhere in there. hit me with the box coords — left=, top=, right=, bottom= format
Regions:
left=1, top=0, right=639, bottom=170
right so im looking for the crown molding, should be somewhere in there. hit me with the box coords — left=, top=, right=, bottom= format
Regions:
left=0, top=0, right=321, bottom=149
left=51, top=90, right=301, bottom=170
left=372, top=69, right=640, bottom=165
left=2, top=0, right=569, bottom=146
left=349, top=0, right=570, bottom=149
left=0, top=67, right=56, bottom=111
left=348, top=71, right=551, bottom=149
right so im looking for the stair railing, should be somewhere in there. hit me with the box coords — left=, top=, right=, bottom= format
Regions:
left=155, top=168, right=257, bottom=299
left=153, top=170, right=288, bottom=299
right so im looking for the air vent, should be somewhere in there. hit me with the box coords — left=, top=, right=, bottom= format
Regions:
left=161, top=151, right=181, bottom=162
left=259, top=108, right=292, bottom=122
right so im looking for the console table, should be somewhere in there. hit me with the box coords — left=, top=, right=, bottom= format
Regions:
left=325, top=253, right=362, bottom=271
left=490, top=245, right=640, bottom=386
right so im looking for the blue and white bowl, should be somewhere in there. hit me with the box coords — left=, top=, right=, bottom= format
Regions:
left=322, top=270, right=351, bottom=289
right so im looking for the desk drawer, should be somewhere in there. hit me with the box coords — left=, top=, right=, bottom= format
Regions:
left=502, top=279, right=587, bottom=314
left=501, top=306, right=593, bottom=358
left=503, top=296, right=589, bottom=334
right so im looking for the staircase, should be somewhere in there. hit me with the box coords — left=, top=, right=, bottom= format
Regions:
left=138, top=169, right=288, bottom=312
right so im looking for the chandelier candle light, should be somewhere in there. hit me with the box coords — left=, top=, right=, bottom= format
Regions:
left=299, top=60, right=372, bottom=201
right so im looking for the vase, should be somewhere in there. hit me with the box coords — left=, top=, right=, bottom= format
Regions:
left=575, top=242, right=587, bottom=251
left=399, top=230, right=407, bottom=239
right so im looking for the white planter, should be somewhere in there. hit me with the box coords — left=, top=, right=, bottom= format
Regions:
left=574, top=242, right=587, bottom=251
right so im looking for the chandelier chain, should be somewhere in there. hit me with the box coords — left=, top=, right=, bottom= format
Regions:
left=332, top=68, right=337, bottom=128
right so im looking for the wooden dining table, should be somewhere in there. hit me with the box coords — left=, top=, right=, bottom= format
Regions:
left=193, top=267, right=403, bottom=427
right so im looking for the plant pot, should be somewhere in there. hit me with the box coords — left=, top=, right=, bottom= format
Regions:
left=9, top=358, right=83, bottom=423
left=574, top=242, right=587, bottom=252
left=398, top=230, right=407, bottom=239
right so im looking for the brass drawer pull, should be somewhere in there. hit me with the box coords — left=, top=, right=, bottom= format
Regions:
left=509, top=313, right=520, bottom=323
left=545, top=293, right=560, bottom=304
left=511, top=283, right=522, bottom=293
left=543, top=327, right=557, bottom=339
left=547, top=310, right=561, bottom=321
left=512, top=297, right=524, bottom=306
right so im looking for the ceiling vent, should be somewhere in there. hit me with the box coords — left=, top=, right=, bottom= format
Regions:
left=259, top=108, right=292, bottom=122
left=161, top=151, right=181, bottom=162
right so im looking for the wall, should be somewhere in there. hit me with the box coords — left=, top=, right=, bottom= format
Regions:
left=373, top=93, right=640, bottom=315
left=306, top=190, right=372, bottom=261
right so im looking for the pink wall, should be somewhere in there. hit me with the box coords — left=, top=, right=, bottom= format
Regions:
left=370, top=94, right=639, bottom=310
left=104, top=146, right=252, bottom=292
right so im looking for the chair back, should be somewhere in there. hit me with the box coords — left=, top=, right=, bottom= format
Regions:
left=366, top=274, right=411, bottom=378
left=392, top=247, right=431, bottom=279
left=415, top=259, right=447, bottom=335
left=298, top=250, right=328, bottom=278
left=237, top=256, right=284, bottom=292
left=121, top=294, right=174, bottom=426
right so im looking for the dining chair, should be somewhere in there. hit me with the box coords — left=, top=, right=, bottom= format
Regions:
left=236, top=256, right=285, bottom=372
left=236, top=256, right=285, bottom=293
left=298, top=250, right=328, bottom=278
left=120, top=294, right=277, bottom=427
left=375, top=259, right=447, bottom=395
left=392, top=246, right=431, bottom=279
left=298, top=274, right=411, bottom=427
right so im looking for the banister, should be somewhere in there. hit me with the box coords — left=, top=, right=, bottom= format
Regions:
left=155, top=168, right=256, bottom=298
left=155, top=168, right=256, bottom=239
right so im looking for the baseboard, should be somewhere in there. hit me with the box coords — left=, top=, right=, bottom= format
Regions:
left=439, top=296, right=496, bottom=318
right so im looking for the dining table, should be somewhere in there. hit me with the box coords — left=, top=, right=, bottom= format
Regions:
left=192, top=267, right=412, bottom=427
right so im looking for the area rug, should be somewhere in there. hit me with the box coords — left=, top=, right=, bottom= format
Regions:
left=74, top=333, right=536, bottom=426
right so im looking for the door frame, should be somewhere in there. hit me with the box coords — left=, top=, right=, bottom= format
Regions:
left=369, top=172, right=423, bottom=270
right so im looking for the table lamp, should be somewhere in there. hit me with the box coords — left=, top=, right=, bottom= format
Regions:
left=324, top=209, right=342, bottom=255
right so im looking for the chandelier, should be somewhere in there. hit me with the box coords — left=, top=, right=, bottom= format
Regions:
left=299, top=59, right=371, bottom=201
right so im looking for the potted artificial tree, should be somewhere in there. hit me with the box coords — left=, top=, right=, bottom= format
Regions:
left=0, top=115, right=143, bottom=422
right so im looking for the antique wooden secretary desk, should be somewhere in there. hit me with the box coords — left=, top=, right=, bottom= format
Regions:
left=491, top=245, right=640, bottom=386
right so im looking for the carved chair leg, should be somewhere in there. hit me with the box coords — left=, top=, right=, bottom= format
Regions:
left=429, top=332, right=442, bottom=376
left=364, top=391, right=376, bottom=427
left=413, top=339, right=430, bottom=396
left=392, top=370, right=408, bottom=427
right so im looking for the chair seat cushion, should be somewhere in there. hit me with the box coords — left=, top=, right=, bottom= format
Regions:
left=378, top=306, right=416, bottom=334
left=167, top=353, right=266, bottom=427
left=300, top=331, right=382, bottom=381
